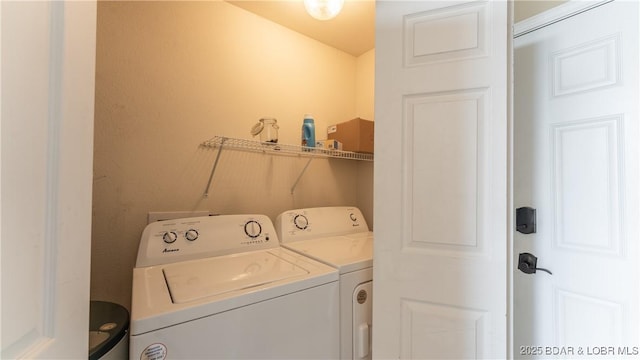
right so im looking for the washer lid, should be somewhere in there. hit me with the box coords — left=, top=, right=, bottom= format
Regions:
left=283, top=232, right=373, bottom=273
left=163, top=250, right=309, bottom=304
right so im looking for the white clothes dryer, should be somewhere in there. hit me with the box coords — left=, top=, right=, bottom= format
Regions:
left=130, top=214, right=340, bottom=360
left=276, top=206, right=373, bottom=360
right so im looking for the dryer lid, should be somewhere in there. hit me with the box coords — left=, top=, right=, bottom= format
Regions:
left=163, top=251, right=309, bottom=304
left=283, top=232, right=373, bottom=273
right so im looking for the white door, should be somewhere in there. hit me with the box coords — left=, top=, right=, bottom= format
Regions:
left=373, top=1, right=509, bottom=358
left=514, top=1, right=639, bottom=358
left=1, top=1, right=96, bottom=358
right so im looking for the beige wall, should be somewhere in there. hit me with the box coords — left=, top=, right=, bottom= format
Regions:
left=92, top=1, right=375, bottom=308
left=356, top=48, right=375, bottom=120
left=515, top=0, right=569, bottom=22
left=355, top=48, right=375, bottom=228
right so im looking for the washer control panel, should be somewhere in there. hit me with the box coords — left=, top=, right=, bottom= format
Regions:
left=275, top=206, right=369, bottom=243
left=136, top=214, right=277, bottom=267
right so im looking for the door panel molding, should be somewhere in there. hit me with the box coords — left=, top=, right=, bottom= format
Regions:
left=554, top=288, right=623, bottom=345
left=400, top=299, right=489, bottom=359
left=402, top=88, right=489, bottom=257
left=404, top=1, right=489, bottom=66
left=551, top=115, right=624, bottom=256
left=551, top=34, right=621, bottom=97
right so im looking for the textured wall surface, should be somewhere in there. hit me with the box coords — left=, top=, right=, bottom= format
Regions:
left=92, top=1, right=374, bottom=308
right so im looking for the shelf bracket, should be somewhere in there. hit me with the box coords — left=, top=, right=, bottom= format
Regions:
left=203, top=137, right=227, bottom=198
left=290, top=157, right=314, bottom=195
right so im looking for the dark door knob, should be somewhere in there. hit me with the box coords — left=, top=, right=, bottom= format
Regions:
left=518, top=252, right=552, bottom=275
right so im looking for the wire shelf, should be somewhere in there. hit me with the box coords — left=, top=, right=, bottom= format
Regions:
left=200, top=136, right=374, bottom=161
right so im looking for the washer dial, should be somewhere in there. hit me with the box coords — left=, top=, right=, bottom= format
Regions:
left=185, top=229, right=199, bottom=241
left=244, top=220, right=262, bottom=238
left=293, top=214, right=309, bottom=230
left=163, top=231, right=178, bottom=244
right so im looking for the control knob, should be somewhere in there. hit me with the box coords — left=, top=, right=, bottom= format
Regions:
left=163, top=231, right=178, bottom=244
left=185, top=229, right=199, bottom=241
left=294, top=214, right=309, bottom=230
left=244, top=220, right=262, bottom=238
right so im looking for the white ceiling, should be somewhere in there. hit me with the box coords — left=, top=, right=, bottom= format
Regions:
left=226, top=0, right=375, bottom=57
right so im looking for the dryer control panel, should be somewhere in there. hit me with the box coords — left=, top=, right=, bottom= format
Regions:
left=276, top=206, right=369, bottom=243
left=135, top=214, right=278, bottom=267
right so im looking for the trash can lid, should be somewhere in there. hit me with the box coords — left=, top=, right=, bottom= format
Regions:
left=89, top=300, right=129, bottom=360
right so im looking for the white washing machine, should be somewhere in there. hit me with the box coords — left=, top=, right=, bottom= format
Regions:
left=276, top=206, right=373, bottom=360
left=130, top=214, right=340, bottom=359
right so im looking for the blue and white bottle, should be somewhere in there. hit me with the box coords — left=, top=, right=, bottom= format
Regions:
left=301, top=114, right=316, bottom=148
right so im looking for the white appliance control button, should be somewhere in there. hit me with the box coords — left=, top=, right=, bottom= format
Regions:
left=185, top=229, right=199, bottom=241
left=244, top=220, right=262, bottom=238
left=293, top=214, right=308, bottom=230
left=350, top=213, right=357, bottom=222
left=162, top=231, right=178, bottom=244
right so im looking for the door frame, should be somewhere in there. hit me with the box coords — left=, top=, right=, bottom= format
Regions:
left=514, top=0, right=612, bottom=38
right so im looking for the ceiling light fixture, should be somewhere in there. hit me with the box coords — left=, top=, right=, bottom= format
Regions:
left=303, top=0, right=344, bottom=21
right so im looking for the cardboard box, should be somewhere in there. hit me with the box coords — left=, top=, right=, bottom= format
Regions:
left=316, top=139, right=343, bottom=150
left=327, top=118, right=374, bottom=153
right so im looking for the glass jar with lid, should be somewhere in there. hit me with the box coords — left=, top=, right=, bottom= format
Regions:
left=250, top=117, right=279, bottom=143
